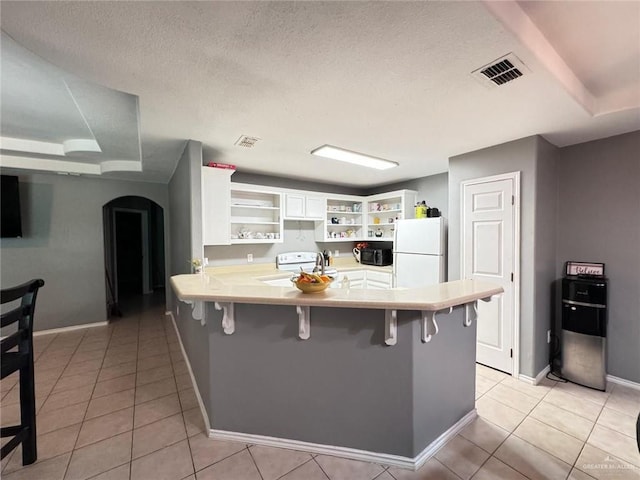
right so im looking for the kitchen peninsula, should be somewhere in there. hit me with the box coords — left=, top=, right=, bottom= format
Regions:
left=170, top=263, right=502, bottom=470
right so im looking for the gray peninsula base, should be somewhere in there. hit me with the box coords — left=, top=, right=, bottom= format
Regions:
left=174, top=301, right=477, bottom=463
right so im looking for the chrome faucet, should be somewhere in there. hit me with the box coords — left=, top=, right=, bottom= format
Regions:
left=314, top=252, right=325, bottom=275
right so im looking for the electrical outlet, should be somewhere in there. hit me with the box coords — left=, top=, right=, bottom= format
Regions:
left=203, top=257, right=209, bottom=266
left=247, top=253, right=253, bottom=263
left=547, top=330, right=551, bottom=344
left=334, top=250, right=339, bottom=257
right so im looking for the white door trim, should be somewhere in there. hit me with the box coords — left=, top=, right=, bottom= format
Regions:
left=460, top=171, right=521, bottom=378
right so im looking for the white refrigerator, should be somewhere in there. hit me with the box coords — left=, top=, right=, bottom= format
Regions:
left=393, top=218, right=445, bottom=288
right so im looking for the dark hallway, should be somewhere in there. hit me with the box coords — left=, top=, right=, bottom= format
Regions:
left=103, top=197, right=166, bottom=318
left=115, top=210, right=143, bottom=296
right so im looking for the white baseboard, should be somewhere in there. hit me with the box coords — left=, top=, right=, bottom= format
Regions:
left=606, top=375, right=640, bottom=391
left=166, top=311, right=211, bottom=434
left=519, top=370, right=639, bottom=391
left=412, top=409, right=477, bottom=469
left=536, top=364, right=551, bottom=384
left=212, top=409, right=477, bottom=471
left=518, top=364, right=550, bottom=385
left=517, top=374, right=535, bottom=385
left=33, top=321, right=109, bottom=337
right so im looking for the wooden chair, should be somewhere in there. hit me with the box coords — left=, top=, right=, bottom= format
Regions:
left=1, top=279, right=45, bottom=466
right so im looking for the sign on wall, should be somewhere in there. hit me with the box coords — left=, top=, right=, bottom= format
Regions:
left=565, top=261, right=605, bottom=277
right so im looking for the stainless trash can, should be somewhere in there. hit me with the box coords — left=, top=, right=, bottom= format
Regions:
left=561, top=275, right=607, bottom=391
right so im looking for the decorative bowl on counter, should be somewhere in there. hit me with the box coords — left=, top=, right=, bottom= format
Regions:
left=291, top=272, right=334, bottom=293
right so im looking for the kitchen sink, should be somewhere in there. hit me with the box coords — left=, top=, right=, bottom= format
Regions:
left=297, top=267, right=338, bottom=275
left=260, top=268, right=338, bottom=288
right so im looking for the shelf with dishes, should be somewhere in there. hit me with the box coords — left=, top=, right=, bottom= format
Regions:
left=230, top=221, right=283, bottom=242
left=363, top=191, right=417, bottom=241
left=368, top=214, right=402, bottom=225
left=325, top=223, right=362, bottom=241
left=229, top=187, right=283, bottom=244
left=316, top=195, right=366, bottom=242
left=366, top=218, right=398, bottom=241
left=326, top=201, right=364, bottom=214
left=323, top=227, right=361, bottom=241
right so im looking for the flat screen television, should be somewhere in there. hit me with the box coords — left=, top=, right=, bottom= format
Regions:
left=1, top=175, right=23, bottom=238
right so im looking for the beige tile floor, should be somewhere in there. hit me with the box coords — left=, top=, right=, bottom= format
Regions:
left=1, top=297, right=639, bottom=480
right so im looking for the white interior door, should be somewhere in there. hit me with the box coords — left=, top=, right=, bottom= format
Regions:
left=462, top=173, right=519, bottom=374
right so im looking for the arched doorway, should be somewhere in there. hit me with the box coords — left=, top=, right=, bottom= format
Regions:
left=103, top=196, right=165, bottom=316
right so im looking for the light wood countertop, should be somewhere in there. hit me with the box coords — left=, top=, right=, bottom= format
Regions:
left=171, top=260, right=502, bottom=311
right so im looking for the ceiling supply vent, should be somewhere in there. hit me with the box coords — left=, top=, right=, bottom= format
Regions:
left=234, top=135, right=260, bottom=148
left=471, top=53, right=529, bottom=89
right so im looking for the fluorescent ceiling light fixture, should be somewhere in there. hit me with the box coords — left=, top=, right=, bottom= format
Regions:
left=310, top=145, right=398, bottom=170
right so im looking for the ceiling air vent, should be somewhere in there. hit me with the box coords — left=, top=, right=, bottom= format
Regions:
left=471, top=53, right=529, bottom=89
left=235, top=135, right=260, bottom=148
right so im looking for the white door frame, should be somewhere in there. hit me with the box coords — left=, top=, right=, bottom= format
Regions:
left=461, top=171, right=521, bottom=378
left=113, top=208, right=152, bottom=297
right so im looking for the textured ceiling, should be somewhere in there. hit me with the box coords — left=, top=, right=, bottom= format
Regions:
left=1, top=1, right=638, bottom=186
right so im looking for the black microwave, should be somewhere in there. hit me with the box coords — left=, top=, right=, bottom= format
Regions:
left=361, top=248, right=393, bottom=266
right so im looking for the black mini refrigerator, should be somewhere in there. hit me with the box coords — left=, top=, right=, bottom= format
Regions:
left=561, top=262, right=608, bottom=391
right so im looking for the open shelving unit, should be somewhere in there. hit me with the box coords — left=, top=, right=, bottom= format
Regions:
left=365, top=191, right=417, bottom=241
left=230, top=188, right=283, bottom=243
left=315, top=196, right=365, bottom=242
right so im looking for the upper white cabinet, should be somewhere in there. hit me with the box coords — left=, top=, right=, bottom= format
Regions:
left=365, top=190, right=417, bottom=241
left=306, top=196, right=326, bottom=219
left=284, top=193, right=325, bottom=220
left=202, top=167, right=233, bottom=246
left=202, top=173, right=417, bottom=246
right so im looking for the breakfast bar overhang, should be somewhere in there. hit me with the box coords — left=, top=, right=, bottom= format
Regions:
left=170, top=272, right=502, bottom=470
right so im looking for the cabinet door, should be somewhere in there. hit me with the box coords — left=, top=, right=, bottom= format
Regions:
left=202, top=167, right=232, bottom=245
left=305, top=196, right=326, bottom=220
left=366, top=270, right=391, bottom=289
left=284, top=194, right=306, bottom=219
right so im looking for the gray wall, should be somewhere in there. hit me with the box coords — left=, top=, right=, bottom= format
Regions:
left=168, top=140, right=213, bottom=415
left=533, top=138, right=559, bottom=375
left=411, top=306, right=476, bottom=455
left=168, top=140, right=202, bottom=279
left=448, top=136, right=542, bottom=378
left=168, top=144, right=191, bottom=279
left=557, top=131, right=640, bottom=383
left=0, top=171, right=168, bottom=331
